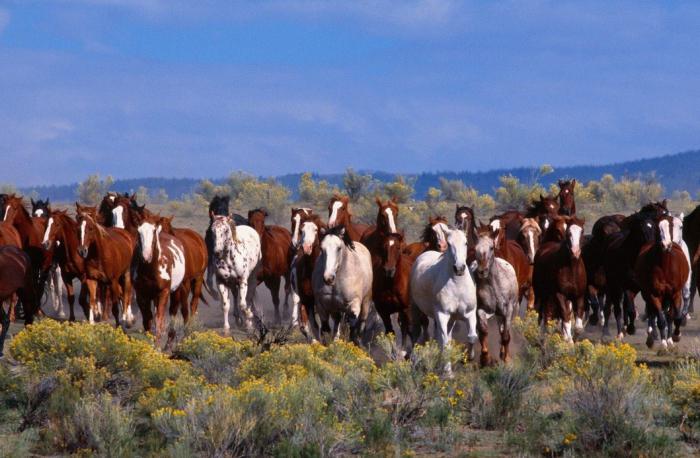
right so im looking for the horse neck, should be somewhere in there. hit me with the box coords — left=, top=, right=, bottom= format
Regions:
left=59, top=217, right=83, bottom=268
left=250, top=218, right=265, bottom=237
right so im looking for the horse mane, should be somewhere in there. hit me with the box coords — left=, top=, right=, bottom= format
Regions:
left=324, top=224, right=355, bottom=250
left=80, top=212, right=108, bottom=238
left=421, top=217, right=447, bottom=243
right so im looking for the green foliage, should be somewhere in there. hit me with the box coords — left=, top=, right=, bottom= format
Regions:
left=298, top=172, right=340, bottom=206
left=342, top=168, right=375, bottom=201
left=494, top=174, right=547, bottom=211
left=135, top=185, right=149, bottom=205
left=381, top=175, right=415, bottom=203
left=75, top=174, right=114, bottom=205
left=0, top=183, right=18, bottom=195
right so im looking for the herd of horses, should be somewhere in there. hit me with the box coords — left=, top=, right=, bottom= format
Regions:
left=1, top=180, right=700, bottom=367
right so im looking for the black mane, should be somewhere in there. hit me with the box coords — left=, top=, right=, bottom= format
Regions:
left=324, top=224, right=355, bottom=250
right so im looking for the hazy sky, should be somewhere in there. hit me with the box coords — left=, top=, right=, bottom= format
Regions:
left=2, top=1, right=700, bottom=186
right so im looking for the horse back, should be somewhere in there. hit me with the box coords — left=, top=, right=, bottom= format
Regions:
left=0, top=222, right=22, bottom=248
left=0, top=246, right=31, bottom=299
left=172, top=228, right=207, bottom=277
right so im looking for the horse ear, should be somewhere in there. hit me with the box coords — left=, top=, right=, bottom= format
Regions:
left=680, top=212, right=685, bottom=220
left=30, top=198, right=35, bottom=206
left=391, top=195, right=398, bottom=204
left=46, top=198, right=50, bottom=205
left=375, top=196, right=382, bottom=207
left=540, top=193, right=545, bottom=201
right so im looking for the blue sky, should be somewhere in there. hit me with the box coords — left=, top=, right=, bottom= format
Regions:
left=2, top=1, right=700, bottom=186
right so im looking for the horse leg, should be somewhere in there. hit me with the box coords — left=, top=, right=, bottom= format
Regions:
left=645, top=295, right=656, bottom=349
left=0, top=302, right=10, bottom=357
left=409, top=303, right=424, bottom=348
left=179, top=284, right=191, bottom=324
left=78, top=282, right=89, bottom=321
left=138, top=292, right=153, bottom=334
left=672, top=291, right=683, bottom=343
left=218, top=282, right=232, bottom=334
left=86, top=279, right=98, bottom=324
left=434, top=311, right=453, bottom=374
left=165, top=289, right=183, bottom=351
left=283, top=270, right=292, bottom=318
left=51, top=266, right=65, bottom=319
left=689, top=267, right=698, bottom=316
left=477, top=309, right=491, bottom=367
left=238, top=279, right=254, bottom=332
left=624, top=290, right=637, bottom=335
left=398, top=309, right=412, bottom=358
left=587, top=284, right=600, bottom=326
left=376, top=302, right=394, bottom=335
left=65, top=279, right=76, bottom=322
left=331, top=312, right=344, bottom=342
left=155, top=288, right=169, bottom=345
left=120, top=271, right=135, bottom=328
left=558, top=293, right=573, bottom=343
left=655, top=296, right=670, bottom=350
left=190, top=275, right=204, bottom=318
left=526, top=285, right=535, bottom=312
left=497, top=314, right=512, bottom=363
left=265, top=276, right=282, bottom=326
left=110, top=280, right=122, bottom=328
left=574, top=295, right=586, bottom=339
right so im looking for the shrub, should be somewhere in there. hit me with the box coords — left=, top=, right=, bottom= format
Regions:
left=174, top=331, right=258, bottom=384
left=66, top=393, right=135, bottom=457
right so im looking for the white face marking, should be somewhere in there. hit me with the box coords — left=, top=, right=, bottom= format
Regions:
left=659, top=219, right=672, bottom=250
left=528, top=231, right=536, bottom=261
left=543, top=219, right=550, bottom=230
left=2, top=206, right=9, bottom=221
left=569, top=224, right=583, bottom=257
left=292, top=213, right=301, bottom=246
left=300, top=221, right=318, bottom=254
left=432, top=222, right=449, bottom=251
left=385, top=207, right=397, bottom=233
left=489, top=219, right=501, bottom=232
left=112, top=206, right=125, bottom=229
left=389, top=239, right=395, bottom=247
left=328, top=200, right=343, bottom=227
left=549, top=204, right=555, bottom=209
left=80, top=220, right=87, bottom=247
left=320, top=234, right=343, bottom=282
left=42, top=217, right=54, bottom=244
left=563, top=189, right=569, bottom=194
left=166, top=240, right=186, bottom=290
left=138, top=222, right=156, bottom=262
left=109, top=195, right=115, bottom=202
left=34, top=209, right=44, bottom=217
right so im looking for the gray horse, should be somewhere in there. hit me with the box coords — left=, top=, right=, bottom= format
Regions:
left=312, top=225, right=373, bottom=344
left=474, top=226, right=519, bottom=366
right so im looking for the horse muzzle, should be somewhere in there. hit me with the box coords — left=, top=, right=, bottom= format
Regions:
left=477, top=268, right=489, bottom=279
left=42, top=240, right=52, bottom=250
left=303, top=244, right=313, bottom=255
left=78, top=246, right=88, bottom=258
left=453, top=265, right=466, bottom=276
left=324, top=274, right=336, bottom=286
left=384, top=267, right=396, bottom=278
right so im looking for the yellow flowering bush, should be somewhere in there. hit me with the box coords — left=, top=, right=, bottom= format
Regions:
left=667, top=358, right=700, bottom=435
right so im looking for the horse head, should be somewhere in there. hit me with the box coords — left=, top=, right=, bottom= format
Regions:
left=557, top=179, right=576, bottom=216
left=375, top=196, right=399, bottom=235
left=328, top=195, right=351, bottom=228
left=31, top=198, right=51, bottom=219
left=475, top=222, right=498, bottom=279
left=518, top=217, right=542, bottom=264
left=564, top=216, right=585, bottom=260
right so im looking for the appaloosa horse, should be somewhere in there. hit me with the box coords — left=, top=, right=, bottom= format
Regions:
left=533, top=216, right=587, bottom=342
left=248, top=208, right=293, bottom=325
left=205, top=196, right=248, bottom=297
left=0, top=246, right=38, bottom=356
left=312, top=225, right=373, bottom=344
left=42, top=210, right=89, bottom=321
left=557, top=179, right=576, bottom=216
left=133, top=213, right=189, bottom=347
left=474, top=225, right=519, bottom=366
left=210, top=214, right=262, bottom=332
left=327, top=195, right=369, bottom=242
left=636, top=215, right=689, bottom=349
left=76, top=203, right=135, bottom=325
left=410, top=226, right=478, bottom=370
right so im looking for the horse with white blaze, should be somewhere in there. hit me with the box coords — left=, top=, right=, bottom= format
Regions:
left=410, top=224, right=478, bottom=369
left=312, top=225, right=373, bottom=344
left=210, top=215, right=262, bottom=332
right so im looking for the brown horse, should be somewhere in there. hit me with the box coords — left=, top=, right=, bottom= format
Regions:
left=557, top=179, right=577, bottom=216
left=42, top=210, right=90, bottom=321
left=0, top=246, right=37, bottom=356
left=455, top=205, right=478, bottom=262
left=402, top=215, right=449, bottom=259
left=361, top=198, right=413, bottom=348
left=76, top=203, right=135, bottom=325
left=3, top=194, right=48, bottom=280
left=636, top=214, right=690, bottom=349
left=247, top=208, right=293, bottom=324
left=158, top=216, right=208, bottom=319
left=489, top=210, right=523, bottom=242
left=109, top=193, right=147, bottom=235
left=533, top=216, right=587, bottom=341
left=133, top=213, right=191, bottom=346
left=290, top=210, right=325, bottom=341
left=327, top=195, right=369, bottom=242
left=526, top=194, right=560, bottom=234
left=683, top=205, right=700, bottom=315
left=0, top=222, right=21, bottom=248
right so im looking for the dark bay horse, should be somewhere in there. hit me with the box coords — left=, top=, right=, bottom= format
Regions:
left=248, top=208, right=293, bottom=324
left=533, top=216, right=587, bottom=341
left=683, top=205, right=700, bottom=315
left=526, top=194, right=560, bottom=234
left=557, top=179, right=576, bottom=216
left=76, top=204, right=135, bottom=325
left=0, top=246, right=37, bottom=356
left=635, top=214, right=689, bottom=349
left=30, top=198, right=51, bottom=218
left=42, top=210, right=89, bottom=321
left=327, top=195, right=369, bottom=242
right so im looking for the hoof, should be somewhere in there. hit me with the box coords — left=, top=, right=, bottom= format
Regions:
left=661, top=339, right=668, bottom=350
left=480, top=354, right=494, bottom=368
left=667, top=338, right=675, bottom=347
left=626, top=323, right=636, bottom=335
left=222, top=326, right=231, bottom=336
left=588, top=314, right=599, bottom=326
left=646, top=334, right=654, bottom=349
left=616, top=332, right=624, bottom=341
left=673, top=333, right=681, bottom=343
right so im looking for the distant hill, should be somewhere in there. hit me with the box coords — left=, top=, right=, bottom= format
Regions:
left=19, top=149, right=700, bottom=201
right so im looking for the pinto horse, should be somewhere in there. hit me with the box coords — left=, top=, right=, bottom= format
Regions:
left=76, top=203, right=135, bottom=325
left=42, top=210, right=90, bottom=321
left=248, top=208, right=293, bottom=325
left=361, top=198, right=413, bottom=350
left=557, top=179, right=576, bottom=216
left=327, top=195, right=369, bottom=242
left=0, top=246, right=38, bottom=356
left=636, top=215, right=690, bottom=349
left=532, top=216, right=587, bottom=341
left=133, top=214, right=190, bottom=346
left=290, top=209, right=325, bottom=341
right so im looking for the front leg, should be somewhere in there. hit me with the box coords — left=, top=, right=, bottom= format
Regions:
left=434, top=311, right=453, bottom=374
left=477, top=309, right=491, bottom=367
left=238, top=280, right=254, bottom=332
left=218, top=281, right=231, bottom=333
left=86, top=279, right=98, bottom=324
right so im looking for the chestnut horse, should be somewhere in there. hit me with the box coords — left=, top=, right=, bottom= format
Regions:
left=42, top=210, right=90, bottom=321
left=526, top=194, right=560, bottom=234
left=133, top=213, right=189, bottom=346
left=3, top=194, right=48, bottom=288
left=0, top=246, right=38, bottom=356
left=361, top=198, right=413, bottom=349
left=76, top=203, right=135, bottom=325
left=636, top=215, right=689, bottom=349
left=247, top=208, right=293, bottom=324
left=327, top=195, right=369, bottom=242
left=159, top=216, right=208, bottom=319
left=533, top=216, right=587, bottom=341
left=557, top=179, right=576, bottom=216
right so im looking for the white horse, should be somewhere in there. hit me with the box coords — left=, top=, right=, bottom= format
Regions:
left=474, top=228, right=519, bottom=366
left=410, top=226, right=478, bottom=369
left=312, top=226, right=373, bottom=344
left=210, top=215, right=262, bottom=332
left=672, top=213, right=693, bottom=317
